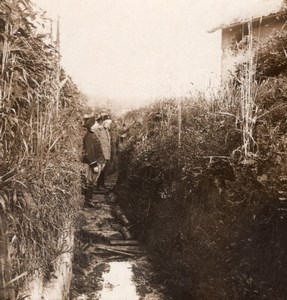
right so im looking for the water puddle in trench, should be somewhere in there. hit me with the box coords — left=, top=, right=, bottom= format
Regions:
left=98, top=261, right=138, bottom=300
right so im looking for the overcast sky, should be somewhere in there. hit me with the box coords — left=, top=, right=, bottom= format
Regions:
left=33, top=0, right=282, bottom=108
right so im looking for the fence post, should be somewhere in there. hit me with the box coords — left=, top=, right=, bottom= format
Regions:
left=0, top=209, right=15, bottom=299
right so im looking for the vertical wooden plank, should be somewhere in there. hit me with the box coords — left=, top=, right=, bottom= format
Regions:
left=0, top=210, right=14, bottom=300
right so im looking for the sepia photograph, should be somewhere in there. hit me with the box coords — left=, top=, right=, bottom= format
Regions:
left=0, top=0, right=286, bottom=299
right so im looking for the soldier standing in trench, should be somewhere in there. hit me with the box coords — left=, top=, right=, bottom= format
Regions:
left=95, top=112, right=112, bottom=192
left=82, top=115, right=106, bottom=207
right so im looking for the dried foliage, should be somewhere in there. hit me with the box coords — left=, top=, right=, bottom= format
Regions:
left=116, top=79, right=287, bottom=298
left=0, top=0, right=86, bottom=294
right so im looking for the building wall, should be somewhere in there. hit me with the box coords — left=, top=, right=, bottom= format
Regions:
left=221, top=15, right=286, bottom=82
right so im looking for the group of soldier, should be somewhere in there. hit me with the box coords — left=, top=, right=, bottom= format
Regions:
left=81, top=112, right=113, bottom=208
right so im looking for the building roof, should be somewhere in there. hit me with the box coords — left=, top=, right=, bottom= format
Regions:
left=208, top=0, right=285, bottom=33
left=208, top=11, right=285, bottom=33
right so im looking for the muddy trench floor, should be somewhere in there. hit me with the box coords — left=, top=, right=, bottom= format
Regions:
left=69, top=174, right=169, bottom=300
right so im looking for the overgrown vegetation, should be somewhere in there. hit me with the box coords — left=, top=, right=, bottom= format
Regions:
left=0, top=0, right=86, bottom=295
left=116, top=25, right=287, bottom=299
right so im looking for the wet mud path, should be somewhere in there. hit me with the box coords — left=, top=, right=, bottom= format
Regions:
left=69, top=174, right=169, bottom=300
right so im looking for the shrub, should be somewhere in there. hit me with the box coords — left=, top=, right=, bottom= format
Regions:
left=116, top=83, right=287, bottom=298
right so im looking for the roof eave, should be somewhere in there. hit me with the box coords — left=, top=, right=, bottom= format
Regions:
left=208, top=11, right=286, bottom=33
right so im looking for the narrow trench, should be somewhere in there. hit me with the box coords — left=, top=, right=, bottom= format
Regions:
left=69, top=173, right=168, bottom=300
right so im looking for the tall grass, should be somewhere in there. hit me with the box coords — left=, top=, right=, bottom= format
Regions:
left=0, top=0, right=86, bottom=295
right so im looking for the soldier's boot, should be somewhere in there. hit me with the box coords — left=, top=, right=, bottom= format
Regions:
left=84, top=186, right=95, bottom=208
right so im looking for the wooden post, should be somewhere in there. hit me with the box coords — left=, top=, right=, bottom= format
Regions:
left=0, top=210, right=15, bottom=299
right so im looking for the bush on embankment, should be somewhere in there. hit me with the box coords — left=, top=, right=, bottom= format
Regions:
left=0, top=1, right=85, bottom=296
left=116, top=78, right=287, bottom=298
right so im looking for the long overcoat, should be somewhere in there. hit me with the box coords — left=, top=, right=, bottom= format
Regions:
left=83, top=130, right=105, bottom=165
